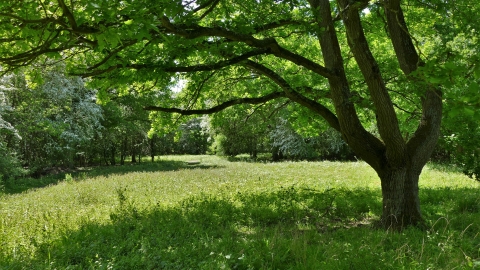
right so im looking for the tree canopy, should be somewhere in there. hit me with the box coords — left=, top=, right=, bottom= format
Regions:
left=1, top=0, right=480, bottom=230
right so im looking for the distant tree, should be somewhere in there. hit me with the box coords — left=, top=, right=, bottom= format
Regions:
left=0, top=64, right=103, bottom=173
left=425, top=6, right=480, bottom=181
left=437, top=100, right=480, bottom=181
left=0, top=85, right=24, bottom=181
left=176, top=117, right=210, bottom=155
left=0, top=141, right=25, bottom=186
left=96, top=92, right=152, bottom=165
left=270, top=118, right=317, bottom=160
left=1, top=0, right=480, bottom=230
left=315, top=128, right=355, bottom=161
left=209, top=104, right=274, bottom=158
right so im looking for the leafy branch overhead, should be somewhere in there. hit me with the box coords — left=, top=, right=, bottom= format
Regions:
left=144, top=91, right=286, bottom=115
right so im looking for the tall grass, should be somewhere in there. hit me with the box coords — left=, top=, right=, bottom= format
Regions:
left=0, top=155, right=479, bottom=269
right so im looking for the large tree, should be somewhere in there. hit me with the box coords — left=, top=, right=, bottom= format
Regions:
left=0, top=0, right=478, bottom=230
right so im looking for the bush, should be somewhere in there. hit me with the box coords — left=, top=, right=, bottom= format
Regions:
left=270, top=118, right=318, bottom=160
left=175, top=117, right=211, bottom=155
left=208, top=134, right=227, bottom=155
left=0, top=142, right=26, bottom=185
left=314, top=128, right=355, bottom=161
left=435, top=117, right=480, bottom=181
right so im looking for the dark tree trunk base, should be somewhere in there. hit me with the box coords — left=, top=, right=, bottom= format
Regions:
left=378, top=166, right=427, bottom=231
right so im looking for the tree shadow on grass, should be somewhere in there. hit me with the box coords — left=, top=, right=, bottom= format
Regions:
left=4, top=160, right=222, bottom=195
left=79, top=159, right=222, bottom=178
left=5, top=186, right=479, bottom=269
left=4, top=187, right=377, bottom=269
left=223, top=153, right=274, bottom=163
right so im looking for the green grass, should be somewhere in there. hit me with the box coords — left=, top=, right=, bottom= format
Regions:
left=0, top=155, right=479, bottom=269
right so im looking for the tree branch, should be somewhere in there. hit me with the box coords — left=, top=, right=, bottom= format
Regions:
left=144, top=91, right=286, bottom=115
left=87, top=40, right=138, bottom=71
left=309, top=0, right=386, bottom=172
left=406, top=90, right=442, bottom=173
left=159, top=17, right=336, bottom=79
left=184, top=72, right=216, bottom=109
left=338, top=0, right=405, bottom=165
left=0, top=45, right=74, bottom=66
left=197, top=0, right=221, bottom=20
left=57, top=0, right=77, bottom=29
left=0, top=12, right=58, bottom=24
left=383, top=0, right=422, bottom=75
left=75, top=48, right=271, bottom=77
left=191, top=0, right=218, bottom=13
left=56, top=0, right=100, bottom=34
left=243, top=60, right=341, bottom=131
left=253, top=19, right=305, bottom=33
left=384, top=0, right=443, bottom=172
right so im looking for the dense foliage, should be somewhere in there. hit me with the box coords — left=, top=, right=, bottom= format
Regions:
left=0, top=67, right=354, bottom=182
left=0, top=66, right=103, bottom=177
left=0, top=66, right=213, bottom=180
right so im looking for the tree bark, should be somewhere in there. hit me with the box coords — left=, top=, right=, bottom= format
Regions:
left=378, top=166, right=424, bottom=230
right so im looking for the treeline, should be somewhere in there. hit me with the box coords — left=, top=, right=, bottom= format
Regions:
left=1, top=66, right=479, bottom=184
left=0, top=67, right=208, bottom=178
left=0, top=66, right=355, bottom=182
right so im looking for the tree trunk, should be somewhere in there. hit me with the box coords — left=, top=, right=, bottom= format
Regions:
left=150, top=135, right=156, bottom=162
left=378, top=166, right=424, bottom=230
left=110, top=144, right=116, bottom=166
left=120, top=138, right=127, bottom=165
left=272, top=146, right=283, bottom=161
left=103, top=147, right=109, bottom=166
left=251, top=137, right=258, bottom=159
left=308, top=0, right=442, bottom=231
left=131, top=138, right=137, bottom=163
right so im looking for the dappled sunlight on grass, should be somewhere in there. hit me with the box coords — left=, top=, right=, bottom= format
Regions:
left=421, top=163, right=478, bottom=188
left=2, top=187, right=382, bottom=268
left=0, top=155, right=479, bottom=269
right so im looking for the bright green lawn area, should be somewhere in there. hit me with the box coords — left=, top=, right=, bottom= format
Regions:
left=0, top=155, right=479, bottom=269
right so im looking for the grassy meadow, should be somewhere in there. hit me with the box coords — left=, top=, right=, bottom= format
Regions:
left=0, top=155, right=479, bottom=269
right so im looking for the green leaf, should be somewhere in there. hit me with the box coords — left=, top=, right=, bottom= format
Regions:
left=135, top=29, right=151, bottom=41
left=45, top=52, right=62, bottom=59
left=466, top=82, right=480, bottom=95
left=444, top=61, right=457, bottom=70
left=464, top=107, right=475, bottom=117
left=428, top=76, right=443, bottom=84
left=474, top=64, right=480, bottom=79
left=447, top=108, right=461, bottom=118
